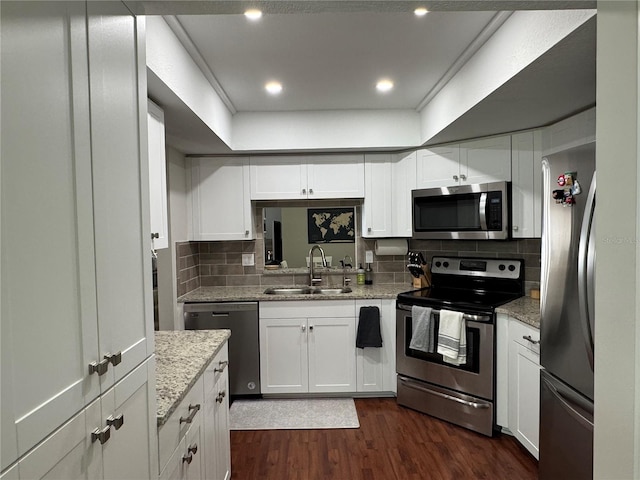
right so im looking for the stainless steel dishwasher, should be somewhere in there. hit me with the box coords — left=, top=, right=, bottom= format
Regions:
left=184, top=302, right=260, bottom=397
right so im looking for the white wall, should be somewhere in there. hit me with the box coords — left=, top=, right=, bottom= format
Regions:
left=594, top=1, right=640, bottom=478
left=157, top=146, right=189, bottom=330
left=418, top=9, right=596, bottom=144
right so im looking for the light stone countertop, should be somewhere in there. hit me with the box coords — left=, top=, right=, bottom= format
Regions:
left=496, top=296, right=541, bottom=329
left=155, top=329, right=231, bottom=427
left=178, top=284, right=413, bottom=303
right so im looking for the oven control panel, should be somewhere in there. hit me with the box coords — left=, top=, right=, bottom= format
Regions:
left=430, top=256, right=522, bottom=279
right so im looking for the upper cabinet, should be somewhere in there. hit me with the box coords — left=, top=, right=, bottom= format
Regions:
left=1, top=1, right=155, bottom=475
left=148, top=99, right=169, bottom=250
left=511, top=131, right=543, bottom=238
left=250, top=154, right=364, bottom=200
left=362, top=152, right=416, bottom=238
left=416, top=136, right=511, bottom=189
left=188, top=157, right=255, bottom=241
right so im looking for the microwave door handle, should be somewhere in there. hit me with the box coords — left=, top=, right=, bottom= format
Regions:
left=479, top=193, right=488, bottom=230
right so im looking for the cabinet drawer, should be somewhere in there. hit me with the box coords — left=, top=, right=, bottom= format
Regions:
left=158, top=375, right=204, bottom=474
left=205, top=343, right=229, bottom=395
left=510, top=320, right=540, bottom=357
left=260, top=300, right=355, bottom=319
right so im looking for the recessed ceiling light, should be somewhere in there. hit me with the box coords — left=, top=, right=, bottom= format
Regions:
left=414, top=7, right=429, bottom=17
left=265, top=81, right=283, bottom=95
left=244, top=9, right=262, bottom=20
left=376, top=79, right=394, bottom=93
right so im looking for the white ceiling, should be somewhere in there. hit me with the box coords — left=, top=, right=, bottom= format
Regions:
left=147, top=7, right=596, bottom=154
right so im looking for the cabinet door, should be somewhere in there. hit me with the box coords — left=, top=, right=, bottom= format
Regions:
left=363, top=154, right=393, bottom=237
left=511, top=131, right=542, bottom=238
left=203, top=344, right=230, bottom=480
left=148, top=99, right=169, bottom=250
left=88, top=2, right=154, bottom=389
left=355, top=300, right=384, bottom=392
left=461, top=136, right=512, bottom=185
left=183, top=419, right=204, bottom=480
left=1, top=1, right=101, bottom=466
left=249, top=156, right=307, bottom=200
left=101, top=357, right=158, bottom=480
left=392, top=152, right=417, bottom=237
left=17, top=400, right=102, bottom=480
left=213, top=369, right=231, bottom=480
left=259, top=318, right=308, bottom=394
left=416, top=146, right=460, bottom=188
left=306, top=155, right=365, bottom=199
left=308, top=317, right=356, bottom=393
left=189, top=157, right=254, bottom=241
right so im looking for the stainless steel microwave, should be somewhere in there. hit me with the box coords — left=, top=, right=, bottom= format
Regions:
left=412, top=181, right=511, bottom=240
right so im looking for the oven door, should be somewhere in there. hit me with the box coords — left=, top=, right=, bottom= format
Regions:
left=395, top=303, right=494, bottom=400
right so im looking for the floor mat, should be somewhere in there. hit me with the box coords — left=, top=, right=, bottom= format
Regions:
left=229, top=398, right=360, bottom=430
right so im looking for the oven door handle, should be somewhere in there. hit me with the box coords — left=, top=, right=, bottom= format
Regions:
left=399, top=376, right=490, bottom=409
left=397, top=304, right=491, bottom=323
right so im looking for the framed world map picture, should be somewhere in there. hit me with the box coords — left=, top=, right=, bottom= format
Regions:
left=307, top=207, right=355, bottom=243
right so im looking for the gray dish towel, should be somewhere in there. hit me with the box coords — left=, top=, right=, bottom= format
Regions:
left=409, top=306, right=434, bottom=353
left=356, top=306, right=383, bottom=348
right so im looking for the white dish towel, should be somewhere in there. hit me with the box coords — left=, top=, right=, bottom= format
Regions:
left=436, top=309, right=467, bottom=365
left=409, top=306, right=433, bottom=353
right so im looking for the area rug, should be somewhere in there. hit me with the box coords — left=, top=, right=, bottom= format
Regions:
left=229, top=398, right=360, bottom=430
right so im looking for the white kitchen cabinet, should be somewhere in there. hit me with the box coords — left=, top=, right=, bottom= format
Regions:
left=355, top=300, right=397, bottom=393
left=249, top=155, right=364, bottom=200
left=1, top=2, right=155, bottom=476
left=416, top=136, right=511, bottom=189
left=159, top=420, right=204, bottom=480
left=259, top=301, right=357, bottom=394
left=511, top=131, right=543, bottom=238
left=362, top=152, right=416, bottom=238
left=148, top=99, right=169, bottom=250
left=204, top=344, right=231, bottom=480
left=188, top=157, right=254, bottom=241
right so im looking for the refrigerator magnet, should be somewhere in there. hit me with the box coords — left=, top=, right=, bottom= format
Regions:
left=571, top=179, right=582, bottom=195
left=552, top=189, right=565, bottom=203
left=557, top=174, right=566, bottom=186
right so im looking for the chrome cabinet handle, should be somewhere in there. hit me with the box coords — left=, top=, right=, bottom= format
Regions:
left=179, top=404, right=201, bottom=424
left=106, top=414, right=124, bottom=430
left=460, top=174, right=467, bottom=181
left=188, top=444, right=198, bottom=455
left=91, top=425, right=111, bottom=445
left=453, top=175, right=459, bottom=181
left=214, top=360, right=229, bottom=373
left=245, top=230, right=249, bottom=235
left=513, top=225, right=519, bottom=231
left=182, top=453, right=193, bottom=465
left=309, top=188, right=314, bottom=194
left=89, top=358, right=110, bottom=376
left=523, top=335, right=540, bottom=345
left=309, top=325, right=314, bottom=332
left=104, top=351, right=122, bottom=367
left=367, top=227, right=372, bottom=232
left=301, top=325, right=306, bottom=332
left=302, top=188, right=306, bottom=195
left=151, top=232, right=159, bottom=239
left=216, top=390, right=226, bottom=404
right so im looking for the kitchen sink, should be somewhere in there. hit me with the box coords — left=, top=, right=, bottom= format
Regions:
left=263, top=286, right=352, bottom=295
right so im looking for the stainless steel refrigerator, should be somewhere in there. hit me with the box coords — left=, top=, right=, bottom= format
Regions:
left=540, top=142, right=595, bottom=479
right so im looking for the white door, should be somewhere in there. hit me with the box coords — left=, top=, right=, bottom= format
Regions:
left=416, top=146, right=461, bottom=188
left=461, top=136, right=512, bottom=185
left=363, top=154, right=393, bottom=237
left=392, top=152, right=417, bottom=237
left=260, top=318, right=309, bottom=394
left=101, top=358, right=158, bottom=480
left=189, top=157, right=254, bottom=240
left=249, top=156, right=307, bottom=200
left=308, top=317, right=356, bottom=393
left=88, top=2, right=154, bottom=389
left=306, top=154, right=365, bottom=198
left=1, top=1, right=101, bottom=465
left=148, top=99, right=169, bottom=250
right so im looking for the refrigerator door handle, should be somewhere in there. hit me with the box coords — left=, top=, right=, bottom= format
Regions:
left=577, top=172, right=596, bottom=371
left=540, top=159, right=551, bottom=318
left=542, top=375, right=594, bottom=430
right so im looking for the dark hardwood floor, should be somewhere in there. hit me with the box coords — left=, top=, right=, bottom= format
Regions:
left=230, top=398, right=538, bottom=480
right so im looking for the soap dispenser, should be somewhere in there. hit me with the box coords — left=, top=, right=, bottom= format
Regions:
left=365, top=263, right=373, bottom=285
left=357, top=264, right=365, bottom=285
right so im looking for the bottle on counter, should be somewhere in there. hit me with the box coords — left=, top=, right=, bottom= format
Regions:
left=357, top=264, right=365, bottom=285
left=365, top=263, right=373, bottom=285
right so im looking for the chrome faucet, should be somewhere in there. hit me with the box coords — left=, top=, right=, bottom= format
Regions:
left=308, top=245, right=327, bottom=286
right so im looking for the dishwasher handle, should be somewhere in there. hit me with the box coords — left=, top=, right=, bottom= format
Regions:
left=183, top=302, right=258, bottom=315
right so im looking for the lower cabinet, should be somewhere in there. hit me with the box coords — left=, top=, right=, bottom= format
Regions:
left=159, top=344, right=231, bottom=480
left=497, top=314, right=541, bottom=459
left=16, top=358, right=158, bottom=480
left=259, top=299, right=396, bottom=395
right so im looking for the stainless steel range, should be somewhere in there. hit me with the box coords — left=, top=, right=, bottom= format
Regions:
left=396, top=256, right=524, bottom=436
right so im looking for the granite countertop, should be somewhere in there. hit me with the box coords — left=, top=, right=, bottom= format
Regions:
left=155, top=329, right=231, bottom=427
left=496, top=296, right=541, bottom=329
left=178, top=284, right=413, bottom=303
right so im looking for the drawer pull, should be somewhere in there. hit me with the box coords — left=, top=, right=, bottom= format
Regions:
left=104, top=351, right=122, bottom=367
left=188, top=444, right=198, bottom=455
left=214, top=360, right=229, bottom=373
left=182, top=453, right=193, bottom=465
left=89, top=358, right=109, bottom=376
left=106, top=413, right=124, bottom=430
left=216, top=391, right=226, bottom=404
left=523, top=335, right=540, bottom=345
left=91, top=425, right=111, bottom=445
left=179, top=404, right=201, bottom=424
